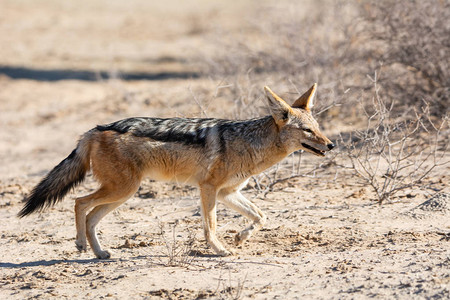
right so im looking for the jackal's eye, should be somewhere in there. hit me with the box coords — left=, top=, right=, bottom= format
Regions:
left=302, top=128, right=313, bottom=133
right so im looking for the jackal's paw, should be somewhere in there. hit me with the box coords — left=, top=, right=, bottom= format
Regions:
left=234, top=231, right=250, bottom=246
left=75, top=240, right=87, bottom=252
left=95, top=250, right=111, bottom=259
left=216, top=249, right=233, bottom=257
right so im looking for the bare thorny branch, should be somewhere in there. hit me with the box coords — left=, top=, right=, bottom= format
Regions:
left=344, top=71, right=449, bottom=203
left=157, top=220, right=197, bottom=268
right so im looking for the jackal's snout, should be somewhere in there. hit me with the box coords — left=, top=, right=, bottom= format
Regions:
left=300, top=133, right=334, bottom=157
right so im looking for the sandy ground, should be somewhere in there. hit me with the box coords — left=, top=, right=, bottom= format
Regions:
left=1, top=1, right=449, bottom=299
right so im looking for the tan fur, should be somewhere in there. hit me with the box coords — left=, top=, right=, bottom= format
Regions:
left=21, top=84, right=334, bottom=259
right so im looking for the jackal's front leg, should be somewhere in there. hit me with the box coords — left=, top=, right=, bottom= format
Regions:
left=199, top=184, right=232, bottom=256
left=218, top=190, right=266, bottom=245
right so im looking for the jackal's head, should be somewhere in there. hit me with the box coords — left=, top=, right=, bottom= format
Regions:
left=264, top=84, right=334, bottom=156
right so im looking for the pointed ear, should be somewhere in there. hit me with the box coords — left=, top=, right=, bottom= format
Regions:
left=264, top=86, right=293, bottom=126
left=292, top=83, right=317, bottom=111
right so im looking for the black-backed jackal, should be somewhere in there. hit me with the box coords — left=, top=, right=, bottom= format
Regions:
left=19, top=84, right=334, bottom=258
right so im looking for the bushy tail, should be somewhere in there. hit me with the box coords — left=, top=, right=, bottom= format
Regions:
left=18, top=139, right=91, bottom=217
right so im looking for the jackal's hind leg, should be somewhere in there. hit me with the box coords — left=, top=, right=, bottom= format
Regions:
left=74, top=184, right=138, bottom=259
left=74, top=189, right=111, bottom=253
left=218, top=190, right=266, bottom=246
left=86, top=201, right=126, bottom=259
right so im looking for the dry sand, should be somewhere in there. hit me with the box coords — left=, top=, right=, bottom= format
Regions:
left=1, top=1, right=449, bottom=299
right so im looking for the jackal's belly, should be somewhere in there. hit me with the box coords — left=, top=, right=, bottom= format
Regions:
left=144, top=167, right=200, bottom=185
left=140, top=148, right=205, bottom=185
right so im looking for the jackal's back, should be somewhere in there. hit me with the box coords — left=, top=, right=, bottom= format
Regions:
left=96, top=117, right=227, bottom=146
left=95, top=116, right=274, bottom=149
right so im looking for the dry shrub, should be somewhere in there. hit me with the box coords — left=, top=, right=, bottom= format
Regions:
left=358, top=0, right=449, bottom=116
left=343, top=72, right=449, bottom=203
left=157, top=221, right=197, bottom=267
left=213, top=270, right=247, bottom=300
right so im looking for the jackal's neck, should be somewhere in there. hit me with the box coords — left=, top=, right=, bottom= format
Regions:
left=241, top=115, right=281, bottom=146
left=238, top=115, right=289, bottom=173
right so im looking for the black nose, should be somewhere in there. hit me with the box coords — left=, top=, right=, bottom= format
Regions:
left=327, top=143, right=335, bottom=150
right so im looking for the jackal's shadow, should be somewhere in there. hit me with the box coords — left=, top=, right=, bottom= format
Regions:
left=0, top=258, right=112, bottom=269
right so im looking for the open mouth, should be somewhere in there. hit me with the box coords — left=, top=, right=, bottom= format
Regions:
left=301, top=143, right=326, bottom=156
